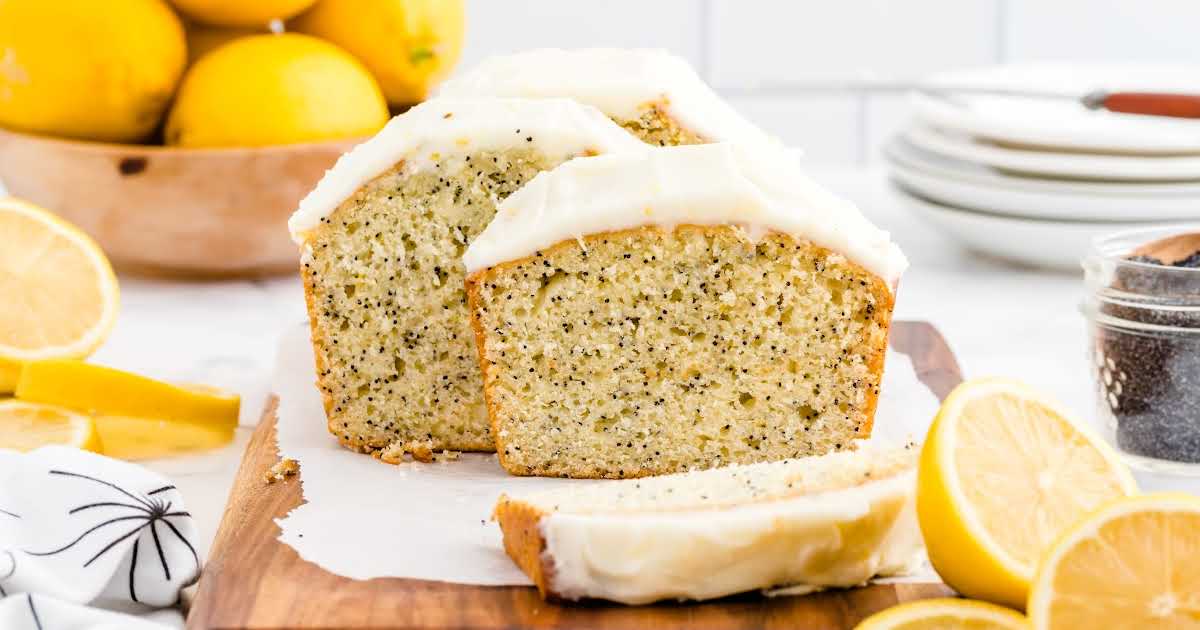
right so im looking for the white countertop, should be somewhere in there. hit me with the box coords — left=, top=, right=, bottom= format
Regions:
left=96, top=167, right=1182, bottom=564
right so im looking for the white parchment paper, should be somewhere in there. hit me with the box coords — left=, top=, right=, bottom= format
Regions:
left=273, top=324, right=942, bottom=585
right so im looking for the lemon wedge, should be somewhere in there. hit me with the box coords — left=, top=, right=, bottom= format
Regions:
left=0, top=400, right=102, bottom=453
left=0, top=360, right=19, bottom=394
left=15, top=360, right=239, bottom=459
left=855, top=598, right=1028, bottom=630
left=917, top=378, right=1136, bottom=609
left=1028, top=493, right=1200, bottom=629
left=89, top=414, right=237, bottom=460
left=0, top=197, right=120, bottom=388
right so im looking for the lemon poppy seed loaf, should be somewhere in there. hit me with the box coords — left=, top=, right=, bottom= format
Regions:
left=465, top=144, right=907, bottom=478
left=440, top=48, right=778, bottom=149
left=289, top=98, right=646, bottom=458
left=494, top=443, right=923, bottom=604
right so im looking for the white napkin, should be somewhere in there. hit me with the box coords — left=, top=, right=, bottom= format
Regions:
left=0, top=446, right=198, bottom=629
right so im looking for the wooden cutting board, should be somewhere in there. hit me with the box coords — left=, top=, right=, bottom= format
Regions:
left=187, top=321, right=961, bottom=630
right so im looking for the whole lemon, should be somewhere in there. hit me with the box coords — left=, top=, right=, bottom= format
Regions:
left=165, top=34, right=388, bottom=148
left=0, top=0, right=186, bottom=143
left=168, top=0, right=318, bottom=27
left=184, top=22, right=267, bottom=64
left=290, top=0, right=465, bottom=105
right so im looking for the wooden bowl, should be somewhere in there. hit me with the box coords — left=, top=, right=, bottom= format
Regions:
left=0, top=127, right=357, bottom=277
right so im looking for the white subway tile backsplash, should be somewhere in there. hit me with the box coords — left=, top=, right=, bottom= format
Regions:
left=457, top=0, right=705, bottom=74
left=708, top=0, right=1001, bottom=88
left=723, top=93, right=862, bottom=165
left=451, top=0, right=1200, bottom=167
left=1004, top=0, right=1200, bottom=63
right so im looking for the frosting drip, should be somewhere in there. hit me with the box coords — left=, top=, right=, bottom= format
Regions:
left=463, top=143, right=908, bottom=288
left=288, top=97, right=648, bottom=242
left=540, top=471, right=922, bottom=604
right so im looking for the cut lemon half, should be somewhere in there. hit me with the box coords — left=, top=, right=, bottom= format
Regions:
left=1028, top=493, right=1200, bottom=629
left=856, top=598, right=1028, bottom=630
left=0, top=399, right=101, bottom=453
left=16, top=359, right=239, bottom=459
left=917, top=378, right=1136, bottom=609
left=0, top=198, right=119, bottom=367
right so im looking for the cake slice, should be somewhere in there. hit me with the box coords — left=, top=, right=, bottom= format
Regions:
left=494, top=444, right=923, bottom=604
left=440, top=48, right=778, bottom=149
left=288, top=98, right=647, bottom=458
left=465, top=143, right=907, bottom=478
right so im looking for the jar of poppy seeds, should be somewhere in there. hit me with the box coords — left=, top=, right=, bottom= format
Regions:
left=1083, top=226, right=1200, bottom=474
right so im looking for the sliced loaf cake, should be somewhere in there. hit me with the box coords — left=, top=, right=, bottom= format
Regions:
left=494, top=443, right=923, bottom=604
left=440, top=48, right=778, bottom=149
left=289, top=98, right=647, bottom=459
left=465, top=143, right=907, bottom=477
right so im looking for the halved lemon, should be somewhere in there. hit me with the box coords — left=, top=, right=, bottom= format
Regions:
left=855, top=598, right=1028, bottom=630
left=1028, top=493, right=1200, bottom=629
left=0, top=399, right=101, bottom=452
left=0, top=197, right=120, bottom=389
left=917, top=378, right=1136, bottom=609
left=15, top=359, right=239, bottom=459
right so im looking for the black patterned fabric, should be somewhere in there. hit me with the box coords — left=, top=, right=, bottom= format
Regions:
left=0, top=447, right=197, bottom=629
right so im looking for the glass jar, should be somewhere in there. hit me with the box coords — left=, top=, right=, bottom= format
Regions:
left=1082, top=226, right=1200, bottom=475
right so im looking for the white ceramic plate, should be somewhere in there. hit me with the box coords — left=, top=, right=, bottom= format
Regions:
left=903, top=124, right=1200, bottom=182
left=884, top=137, right=1200, bottom=221
left=911, top=64, right=1200, bottom=154
left=894, top=185, right=1188, bottom=270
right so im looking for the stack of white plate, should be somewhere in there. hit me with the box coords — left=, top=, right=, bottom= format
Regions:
left=885, top=64, right=1200, bottom=270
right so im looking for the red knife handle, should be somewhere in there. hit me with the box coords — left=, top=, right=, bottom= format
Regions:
left=1102, top=92, right=1200, bottom=118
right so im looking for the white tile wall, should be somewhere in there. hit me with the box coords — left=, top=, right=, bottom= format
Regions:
left=458, top=0, right=1200, bottom=165
left=460, top=0, right=705, bottom=71
left=1004, top=0, right=1200, bottom=64
left=708, top=0, right=1001, bottom=88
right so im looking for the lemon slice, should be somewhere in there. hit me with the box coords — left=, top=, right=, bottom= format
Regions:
left=0, top=399, right=101, bottom=453
left=855, top=598, right=1028, bottom=630
left=917, top=377, right=1136, bottom=609
left=15, top=360, right=239, bottom=459
left=0, top=198, right=119, bottom=380
left=1028, top=493, right=1200, bottom=629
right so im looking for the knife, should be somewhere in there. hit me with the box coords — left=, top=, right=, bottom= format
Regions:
left=918, top=87, right=1200, bottom=119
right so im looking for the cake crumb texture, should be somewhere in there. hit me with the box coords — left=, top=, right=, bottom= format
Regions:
left=469, top=225, right=893, bottom=478
left=264, top=458, right=299, bottom=484
left=299, top=102, right=710, bottom=458
left=615, top=102, right=707, bottom=147
left=302, top=150, right=556, bottom=455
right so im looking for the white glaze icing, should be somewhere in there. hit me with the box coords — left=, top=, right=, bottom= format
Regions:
left=463, top=143, right=908, bottom=287
left=539, top=470, right=922, bottom=604
left=287, top=97, right=648, bottom=242
left=439, top=48, right=781, bottom=149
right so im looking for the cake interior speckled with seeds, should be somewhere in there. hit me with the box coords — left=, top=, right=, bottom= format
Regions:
left=288, top=97, right=648, bottom=459
left=465, top=144, right=907, bottom=478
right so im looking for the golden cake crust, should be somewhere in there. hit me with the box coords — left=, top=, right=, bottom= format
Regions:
left=299, top=161, right=499, bottom=459
left=492, top=495, right=556, bottom=599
